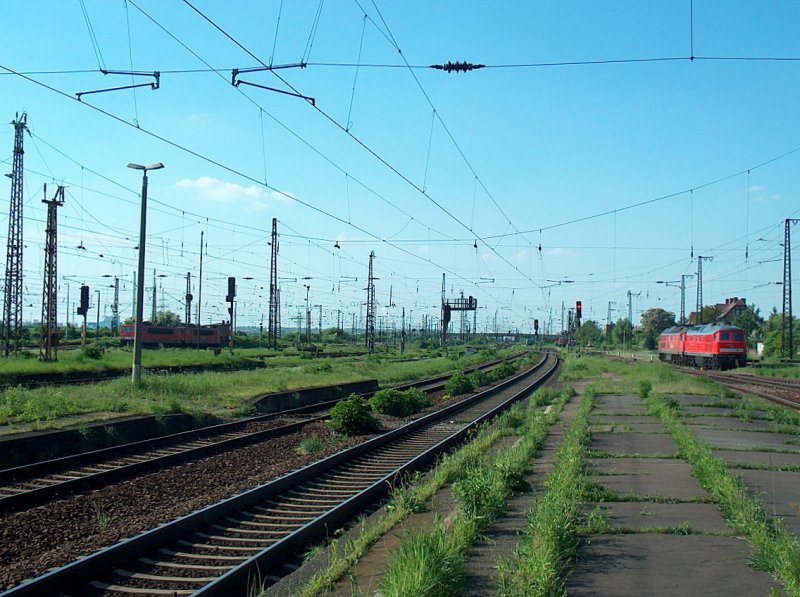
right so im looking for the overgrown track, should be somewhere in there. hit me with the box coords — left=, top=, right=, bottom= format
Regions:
left=696, top=370, right=800, bottom=409
left=0, top=353, right=524, bottom=513
left=4, top=353, right=558, bottom=597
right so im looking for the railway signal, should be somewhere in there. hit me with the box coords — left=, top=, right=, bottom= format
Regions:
left=226, top=276, right=236, bottom=355
left=77, top=285, right=90, bottom=346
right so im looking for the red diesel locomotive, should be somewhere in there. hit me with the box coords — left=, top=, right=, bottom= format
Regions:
left=120, top=322, right=231, bottom=348
left=658, top=323, right=747, bottom=370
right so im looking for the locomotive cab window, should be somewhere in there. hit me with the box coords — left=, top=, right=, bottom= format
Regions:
left=734, top=333, right=744, bottom=341
left=720, top=332, right=730, bottom=340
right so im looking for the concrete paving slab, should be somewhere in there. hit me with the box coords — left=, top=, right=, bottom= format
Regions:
left=669, top=393, right=743, bottom=406
left=682, top=415, right=775, bottom=432
left=681, top=405, right=770, bottom=418
left=587, top=458, right=708, bottom=500
left=583, top=501, right=730, bottom=532
left=732, top=468, right=800, bottom=535
left=593, top=395, right=649, bottom=416
left=566, top=534, right=780, bottom=596
left=592, top=414, right=662, bottom=424
left=692, top=428, right=800, bottom=453
left=590, top=422, right=669, bottom=433
left=712, top=449, right=800, bottom=469
left=591, top=432, right=678, bottom=456
left=587, top=457, right=689, bottom=475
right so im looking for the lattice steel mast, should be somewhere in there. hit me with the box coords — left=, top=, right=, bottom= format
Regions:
left=365, top=251, right=376, bottom=353
left=268, top=218, right=280, bottom=348
left=4, top=113, right=27, bottom=356
left=695, top=256, right=713, bottom=324
left=782, top=219, right=799, bottom=359
left=39, top=185, right=65, bottom=361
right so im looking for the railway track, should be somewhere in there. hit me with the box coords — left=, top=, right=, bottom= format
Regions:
left=3, top=352, right=558, bottom=596
left=0, top=353, right=524, bottom=514
left=697, top=370, right=800, bottom=409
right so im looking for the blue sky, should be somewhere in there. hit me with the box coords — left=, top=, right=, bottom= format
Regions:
left=1, top=1, right=799, bottom=334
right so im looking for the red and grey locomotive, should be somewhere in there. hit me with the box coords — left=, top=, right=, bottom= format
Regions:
left=658, top=323, right=747, bottom=370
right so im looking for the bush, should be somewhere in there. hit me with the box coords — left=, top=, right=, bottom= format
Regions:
left=403, top=387, right=431, bottom=412
left=445, top=373, right=474, bottom=396
left=488, top=362, right=516, bottom=382
left=82, top=343, right=105, bottom=360
left=370, top=387, right=432, bottom=417
left=329, top=393, right=380, bottom=436
left=469, top=370, right=490, bottom=388
left=370, top=389, right=408, bottom=416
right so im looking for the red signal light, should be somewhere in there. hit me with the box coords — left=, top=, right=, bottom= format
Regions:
left=576, top=301, right=582, bottom=319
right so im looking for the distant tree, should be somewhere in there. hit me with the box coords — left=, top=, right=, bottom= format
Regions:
left=152, top=311, right=181, bottom=325
left=613, top=318, right=633, bottom=347
left=697, top=305, right=719, bottom=325
left=640, top=308, right=676, bottom=349
left=732, top=304, right=763, bottom=338
left=577, top=320, right=603, bottom=346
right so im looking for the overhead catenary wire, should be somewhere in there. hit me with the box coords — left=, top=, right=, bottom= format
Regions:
left=0, top=65, right=506, bottom=309
left=179, top=0, right=547, bottom=290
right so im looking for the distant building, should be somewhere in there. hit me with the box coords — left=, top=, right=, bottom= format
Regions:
left=714, top=297, right=748, bottom=324
left=688, top=297, right=747, bottom=325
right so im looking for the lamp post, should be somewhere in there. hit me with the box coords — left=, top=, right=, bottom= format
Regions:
left=657, top=274, right=694, bottom=324
left=128, top=162, right=164, bottom=384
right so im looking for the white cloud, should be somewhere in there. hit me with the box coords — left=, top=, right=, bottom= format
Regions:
left=187, top=112, right=210, bottom=122
left=177, top=176, right=267, bottom=204
left=748, top=184, right=766, bottom=193
left=546, top=247, right=576, bottom=258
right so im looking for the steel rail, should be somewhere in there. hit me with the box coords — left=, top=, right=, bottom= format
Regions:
left=688, top=370, right=800, bottom=409
left=0, top=353, right=524, bottom=513
left=2, top=353, right=557, bottom=596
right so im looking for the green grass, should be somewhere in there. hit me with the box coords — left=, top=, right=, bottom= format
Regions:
left=645, top=390, right=800, bottom=595
left=496, top=387, right=595, bottom=597
left=293, top=385, right=571, bottom=597
left=0, top=347, right=525, bottom=429
left=378, top=386, right=573, bottom=596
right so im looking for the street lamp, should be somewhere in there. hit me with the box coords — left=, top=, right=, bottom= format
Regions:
left=128, top=162, right=164, bottom=384
left=656, top=273, right=694, bottom=324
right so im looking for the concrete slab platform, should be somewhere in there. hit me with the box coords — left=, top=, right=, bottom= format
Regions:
left=591, top=432, right=678, bottom=456
left=587, top=458, right=708, bottom=500
left=712, top=449, right=800, bottom=469
left=681, top=405, right=770, bottom=418
left=587, top=457, right=689, bottom=475
left=732, top=468, right=800, bottom=535
left=682, top=415, right=775, bottom=432
left=583, top=501, right=730, bottom=532
left=669, top=394, right=743, bottom=406
left=590, top=422, right=669, bottom=433
left=593, top=394, right=648, bottom=415
left=592, top=414, right=662, bottom=424
left=692, top=428, right=800, bottom=453
left=566, top=534, right=780, bottom=596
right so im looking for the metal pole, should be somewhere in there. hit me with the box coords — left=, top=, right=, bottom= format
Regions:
left=197, top=230, right=204, bottom=349
left=95, top=290, right=100, bottom=340
left=132, top=172, right=149, bottom=383
left=129, top=162, right=163, bottom=384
